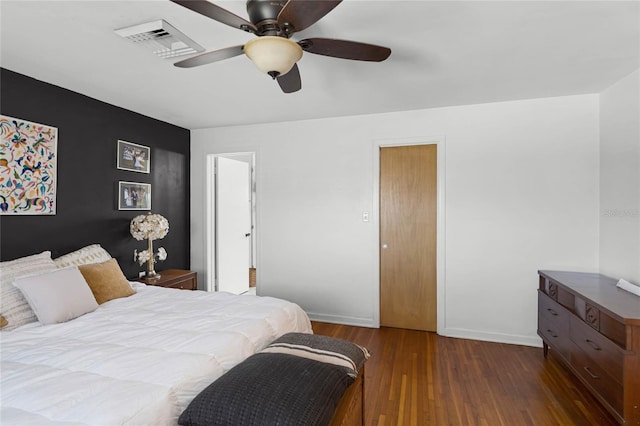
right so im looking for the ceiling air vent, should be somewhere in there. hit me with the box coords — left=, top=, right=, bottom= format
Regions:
left=115, top=20, right=204, bottom=59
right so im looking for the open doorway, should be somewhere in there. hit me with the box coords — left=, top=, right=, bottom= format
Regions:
left=206, top=152, right=256, bottom=294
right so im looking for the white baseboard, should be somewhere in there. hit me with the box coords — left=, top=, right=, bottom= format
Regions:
left=439, top=327, right=543, bottom=348
left=306, top=315, right=543, bottom=348
left=306, top=312, right=377, bottom=328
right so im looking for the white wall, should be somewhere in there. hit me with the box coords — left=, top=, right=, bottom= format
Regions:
left=191, top=94, right=600, bottom=346
left=599, top=69, right=640, bottom=284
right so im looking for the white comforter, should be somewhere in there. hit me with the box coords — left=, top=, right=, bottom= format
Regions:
left=0, top=283, right=312, bottom=425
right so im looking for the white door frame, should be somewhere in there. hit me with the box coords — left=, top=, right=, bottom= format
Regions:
left=372, top=136, right=446, bottom=333
left=205, top=152, right=256, bottom=292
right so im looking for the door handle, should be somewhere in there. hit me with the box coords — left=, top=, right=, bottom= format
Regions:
left=245, top=233, right=251, bottom=237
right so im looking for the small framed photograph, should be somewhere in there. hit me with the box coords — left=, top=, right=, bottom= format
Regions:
left=117, top=140, right=150, bottom=173
left=118, top=181, right=151, bottom=210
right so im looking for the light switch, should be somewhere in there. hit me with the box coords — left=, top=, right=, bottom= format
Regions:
left=362, top=212, right=369, bottom=222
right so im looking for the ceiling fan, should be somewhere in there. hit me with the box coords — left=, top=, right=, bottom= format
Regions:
left=170, top=0, right=391, bottom=93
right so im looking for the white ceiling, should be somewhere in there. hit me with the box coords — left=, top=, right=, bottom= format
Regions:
left=1, top=1, right=638, bottom=130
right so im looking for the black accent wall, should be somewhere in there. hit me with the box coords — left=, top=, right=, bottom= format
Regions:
left=0, top=68, right=191, bottom=279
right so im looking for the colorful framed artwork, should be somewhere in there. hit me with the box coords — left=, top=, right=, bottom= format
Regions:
left=118, top=181, right=151, bottom=211
left=117, top=140, right=150, bottom=174
left=0, top=115, right=58, bottom=215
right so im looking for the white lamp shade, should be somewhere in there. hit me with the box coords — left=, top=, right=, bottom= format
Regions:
left=244, top=36, right=303, bottom=76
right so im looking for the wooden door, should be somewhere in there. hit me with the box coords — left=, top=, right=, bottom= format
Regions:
left=380, top=144, right=437, bottom=331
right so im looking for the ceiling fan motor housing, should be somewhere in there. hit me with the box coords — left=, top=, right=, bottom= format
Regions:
left=247, top=0, right=287, bottom=35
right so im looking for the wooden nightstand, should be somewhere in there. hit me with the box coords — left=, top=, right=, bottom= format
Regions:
left=138, top=269, right=197, bottom=290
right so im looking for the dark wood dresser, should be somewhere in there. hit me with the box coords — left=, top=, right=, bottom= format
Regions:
left=538, top=270, right=640, bottom=425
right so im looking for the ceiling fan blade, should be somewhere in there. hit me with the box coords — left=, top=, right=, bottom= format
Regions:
left=299, top=38, right=391, bottom=62
left=170, top=0, right=256, bottom=33
left=277, top=0, right=342, bottom=34
left=174, top=45, right=244, bottom=68
left=277, top=64, right=302, bottom=93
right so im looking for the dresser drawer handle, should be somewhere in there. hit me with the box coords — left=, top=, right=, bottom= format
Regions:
left=583, top=366, right=599, bottom=379
left=585, top=339, right=601, bottom=351
left=546, top=308, right=558, bottom=316
left=546, top=329, right=558, bottom=338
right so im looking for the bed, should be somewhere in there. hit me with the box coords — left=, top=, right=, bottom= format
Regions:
left=0, top=247, right=366, bottom=426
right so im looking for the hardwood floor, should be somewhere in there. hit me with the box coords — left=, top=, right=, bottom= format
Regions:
left=312, top=322, right=618, bottom=426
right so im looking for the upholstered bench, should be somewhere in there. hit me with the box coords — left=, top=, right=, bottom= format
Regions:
left=179, top=333, right=370, bottom=426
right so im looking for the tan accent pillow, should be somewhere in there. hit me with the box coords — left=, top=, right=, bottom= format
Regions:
left=0, top=315, right=8, bottom=328
left=78, top=259, right=135, bottom=304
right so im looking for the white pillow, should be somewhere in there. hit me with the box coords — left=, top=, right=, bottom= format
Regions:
left=13, top=267, right=99, bottom=325
left=53, top=244, right=112, bottom=268
left=0, top=251, right=56, bottom=331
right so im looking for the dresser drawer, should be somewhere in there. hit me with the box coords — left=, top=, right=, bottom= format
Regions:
left=538, top=292, right=572, bottom=359
left=570, top=316, right=623, bottom=383
left=570, top=345, right=623, bottom=415
left=539, top=291, right=570, bottom=324
left=166, top=280, right=196, bottom=290
left=539, top=314, right=573, bottom=360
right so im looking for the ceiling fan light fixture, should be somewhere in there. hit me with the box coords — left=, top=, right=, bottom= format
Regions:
left=244, top=36, right=302, bottom=78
